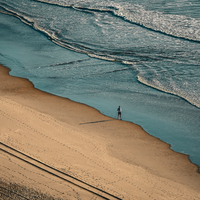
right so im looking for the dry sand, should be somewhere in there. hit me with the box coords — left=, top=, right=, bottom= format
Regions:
left=0, top=64, right=200, bottom=200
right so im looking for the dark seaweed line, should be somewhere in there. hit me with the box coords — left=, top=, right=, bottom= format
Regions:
left=0, top=142, right=122, bottom=200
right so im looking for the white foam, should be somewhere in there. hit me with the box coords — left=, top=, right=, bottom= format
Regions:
left=137, top=75, right=200, bottom=108
left=113, top=4, right=200, bottom=42
left=88, top=54, right=116, bottom=62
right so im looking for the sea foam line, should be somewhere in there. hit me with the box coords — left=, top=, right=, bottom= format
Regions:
left=33, top=0, right=200, bottom=42
left=137, top=75, right=200, bottom=109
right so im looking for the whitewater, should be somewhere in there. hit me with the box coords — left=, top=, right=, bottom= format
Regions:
left=0, top=0, right=200, bottom=171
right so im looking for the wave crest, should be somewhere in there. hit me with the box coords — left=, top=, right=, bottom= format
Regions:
left=33, top=0, right=200, bottom=42
left=137, top=75, right=200, bottom=108
left=114, top=5, right=200, bottom=42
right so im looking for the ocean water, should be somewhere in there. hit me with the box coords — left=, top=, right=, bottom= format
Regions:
left=0, top=0, right=200, bottom=171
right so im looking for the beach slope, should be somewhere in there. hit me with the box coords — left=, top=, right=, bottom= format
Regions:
left=0, top=64, right=200, bottom=200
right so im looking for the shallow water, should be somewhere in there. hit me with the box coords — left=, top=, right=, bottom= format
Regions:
left=0, top=0, right=200, bottom=171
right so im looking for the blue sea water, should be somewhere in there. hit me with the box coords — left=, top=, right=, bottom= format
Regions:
left=0, top=0, right=200, bottom=171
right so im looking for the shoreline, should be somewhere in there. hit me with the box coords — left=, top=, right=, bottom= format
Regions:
left=1, top=63, right=200, bottom=199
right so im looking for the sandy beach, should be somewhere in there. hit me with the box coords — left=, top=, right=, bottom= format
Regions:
left=0, top=63, right=200, bottom=199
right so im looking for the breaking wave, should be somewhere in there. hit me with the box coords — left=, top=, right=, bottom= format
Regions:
left=34, top=0, right=200, bottom=42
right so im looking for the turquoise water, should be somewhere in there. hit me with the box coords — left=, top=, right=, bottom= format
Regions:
left=0, top=0, right=200, bottom=171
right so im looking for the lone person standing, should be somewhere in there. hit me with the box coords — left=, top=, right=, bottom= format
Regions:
left=117, top=106, right=122, bottom=120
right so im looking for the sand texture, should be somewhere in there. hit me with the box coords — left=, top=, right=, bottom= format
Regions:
left=0, top=64, right=200, bottom=200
